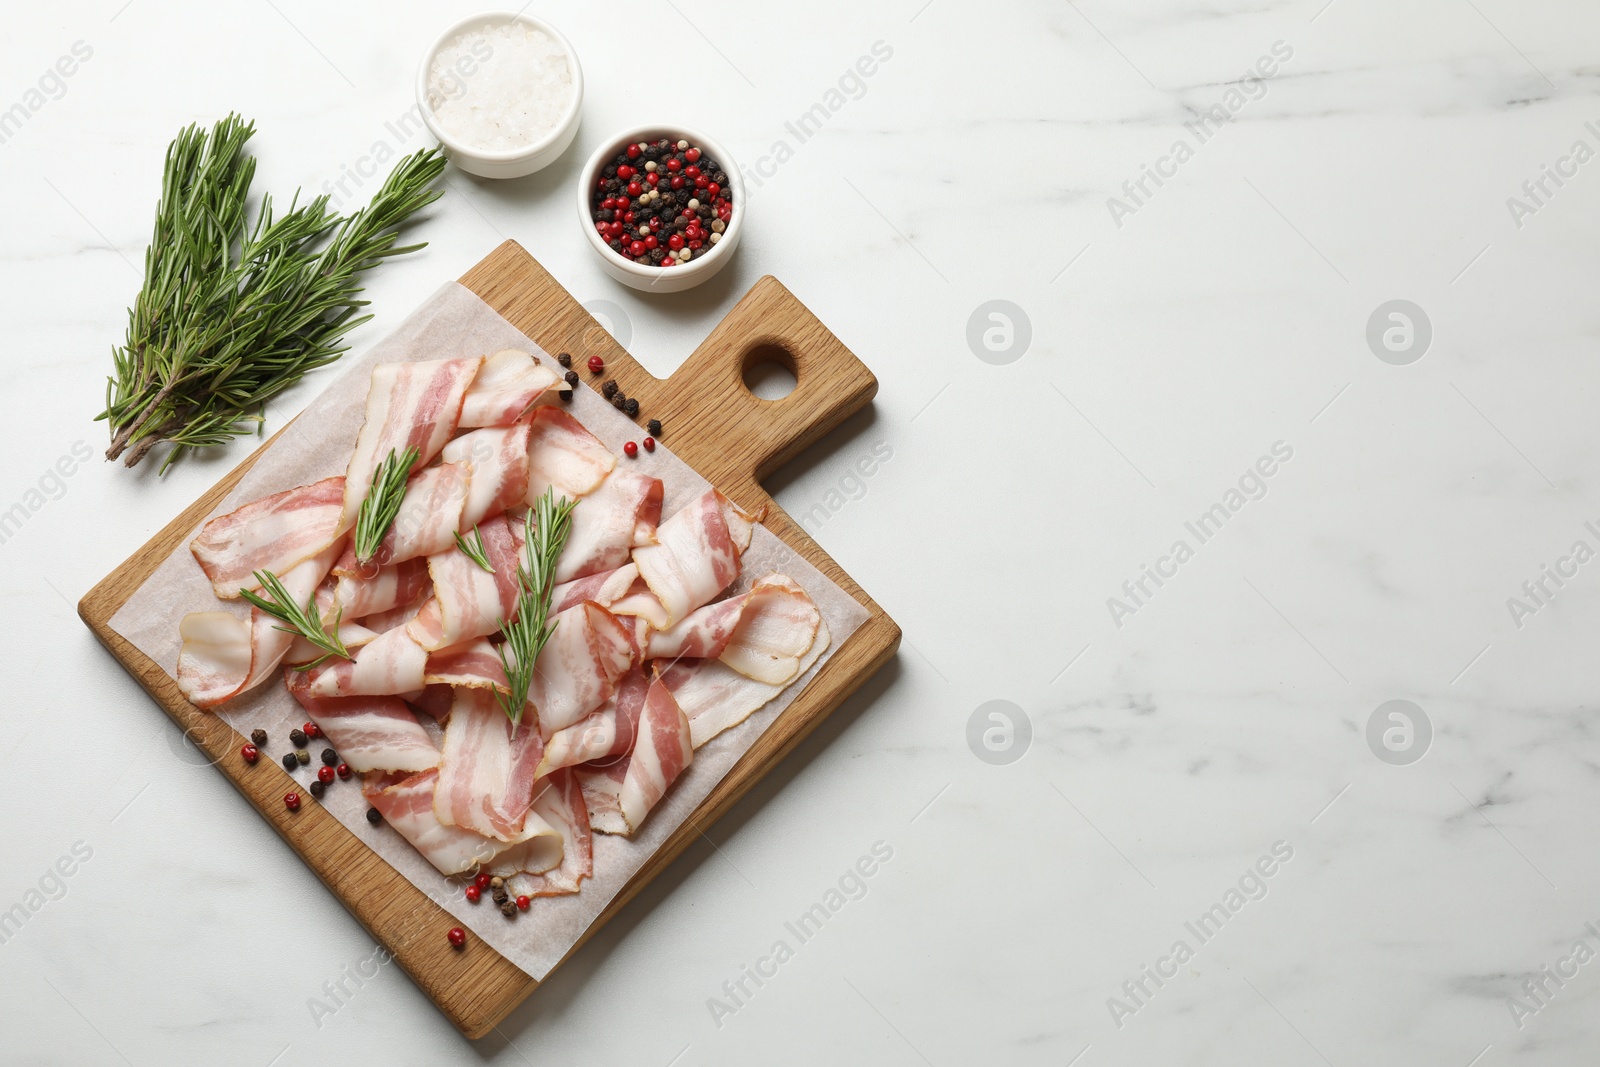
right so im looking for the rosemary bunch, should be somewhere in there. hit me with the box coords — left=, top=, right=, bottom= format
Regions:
left=495, top=490, right=578, bottom=723
left=99, top=114, right=446, bottom=471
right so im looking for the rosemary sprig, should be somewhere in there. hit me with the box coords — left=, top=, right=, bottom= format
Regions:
left=354, top=446, right=418, bottom=563
left=494, top=489, right=578, bottom=723
left=238, top=569, right=351, bottom=669
left=98, top=115, right=446, bottom=471
left=454, top=526, right=494, bottom=572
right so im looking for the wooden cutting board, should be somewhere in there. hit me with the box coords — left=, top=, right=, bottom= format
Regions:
left=77, top=240, right=900, bottom=1039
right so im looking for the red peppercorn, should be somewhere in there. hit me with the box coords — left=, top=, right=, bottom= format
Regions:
left=623, top=210, right=635, bottom=223
left=337, top=762, right=351, bottom=780
left=718, top=203, right=733, bottom=222
left=465, top=885, right=481, bottom=903
left=685, top=165, right=701, bottom=180
left=668, top=233, right=684, bottom=251
left=241, top=743, right=259, bottom=763
left=645, top=171, right=659, bottom=186
left=643, top=436, right=656, bottom=452
left=644, top=235, right=658, bottom=250
left=595, top=221, right=608, bottom=235
left=670, top=175, right=684, bottom=190
left=448, top=926, right=467, bottom=948
left=629, top=240, right=646, bottom=257
left=685, top=147, right=700, bottom=162
left=516, top=895, right=531, bottom=911
left=626, top=144, right=641, bottom=159
left=617, top=164, right=634, bottom=179
left=606, top=222, right=623, bottom=239
left=284, top=791, right=302, bottom=812
left=626, top=181, right=641, bottom=197
left=661, top=258, right=676, bottom=268
left=666, top=157, right=681, bottom=172
left=304, top=721, right=321, bottom=739
left=475, top=872, right=492, bottom=889
left=689, top=240, right=703, bottom=250
left=317, top=765, right=335, bottom=784
left=706, top=182, right=721, bottom=199
left=623, top=441, right=639, bottom=458
left=587, top=356, right=604, bottom=374
left=694, top=175, right=709, bottom=189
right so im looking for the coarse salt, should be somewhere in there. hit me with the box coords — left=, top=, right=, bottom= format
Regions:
left=427, top=22, right=573, bottom=152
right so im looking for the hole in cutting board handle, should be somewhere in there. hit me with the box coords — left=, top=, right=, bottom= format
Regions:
left=741, top=343, right=798, bottom=401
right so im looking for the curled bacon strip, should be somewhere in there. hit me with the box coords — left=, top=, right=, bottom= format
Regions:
left=341, top=357, right=482, bottom=531
left=190, top=476, right=345, bottom=599
left=458, top=349, right=560, bottom=428
left=525, top=407, right=616, bottom=502
left=631, top=488, right=756, bottom=627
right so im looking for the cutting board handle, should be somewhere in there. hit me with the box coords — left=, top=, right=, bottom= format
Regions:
left=660, top=276, right=877, bottom=503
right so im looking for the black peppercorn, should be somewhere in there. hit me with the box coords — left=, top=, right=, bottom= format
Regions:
left=603, top=165, right=616, bottom=178
left=558, top=384, right=574, bottom=403
left=557, top=352, right=572, bottom=368
left=500, top=901, right=517, bottom=918
left=309, top=779, right=326, bottom=798
left=251, top=729, right=268, bottom=747
left=289, top=728, right=307, bottom=747
left=281, top=752, right=297, bottom=771
left=602, top=379, right=618, bottom=399
left=623, top=398, right=639, bottom=417
left=296, top=749, right=311, bottom=765
left=564, top=370, right=579, bottom=387
left=610, top=392, right=627, bottom=410
left=366, top=806, right=383, bottom=825
left=646, top=418, right=662, bottom=437
left=321, top=748, right=338, bottom=766
left=608, top=239, right=623, bottom=252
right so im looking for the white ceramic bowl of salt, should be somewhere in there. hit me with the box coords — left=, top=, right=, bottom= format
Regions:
left=416, top=12, right=583, bottom=179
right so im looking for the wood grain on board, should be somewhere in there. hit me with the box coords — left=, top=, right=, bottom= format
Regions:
left=78, top=240, right=899, bottom=1037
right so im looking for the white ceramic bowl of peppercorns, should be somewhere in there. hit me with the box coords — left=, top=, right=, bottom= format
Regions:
left=578, top=125, right=743, bottom=292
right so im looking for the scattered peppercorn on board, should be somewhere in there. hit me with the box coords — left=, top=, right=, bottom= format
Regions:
left=78, top=240, right=901, bottom=1039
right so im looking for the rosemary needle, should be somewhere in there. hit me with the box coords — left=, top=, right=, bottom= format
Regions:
left=354, top=446, right=418, bottom=563
left=495, top=490, right=577, bottom=723
left=239, top=569, right=350, bottom=668
left=454, top=526, right=494, bottom=572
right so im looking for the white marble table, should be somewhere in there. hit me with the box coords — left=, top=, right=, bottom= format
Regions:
left=4, top=0, right=1600, bottom=1063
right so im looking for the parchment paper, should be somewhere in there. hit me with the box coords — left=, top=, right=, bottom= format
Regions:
left=108, top=282, right=868, bottom=978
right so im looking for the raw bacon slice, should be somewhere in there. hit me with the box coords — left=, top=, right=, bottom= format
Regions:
left=631, top=489, right=757, bottom=627
left=423, top=638, right=510, bottom=693
left=499, top=770, right=592, bottom=894
left=285, top=669, right=439, bottom=773
left=175, top=613, right=252, bottom=708
left=434, top=688, right=548, bottom=841
left=660, top=618, right=831, bottom=747
left=190, top=476, right=345, bottom=599
left=334, top=558, right=430, bottom=619
left=648, top=574, right=823, bottom=685
left=616, top=674, right=693, bottom=833
left=575, top=762, right=628, bottom=835
left=458, top=349, right=560, bottom=427
left=528, top=601, right=638, bottom=736
left=306, top=624, right=428, bottom=698
left=340, top=357, right=482, bottom=530
left=552, top=563, right=641, bottom=614
left=555, top=470, right=663, bottom=583
left=407, top=515, right=520, bottom=650
left=441, top=424, right=533, bottom=530
left=363, top=769, right=527, bottom=877
left=536, top=668, right=647, bottom=777
left=525, top=407, right=616, bottom=502
left=177, top=540, right=343, bottom=708
left=334, top=461, right=469, bottom=576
